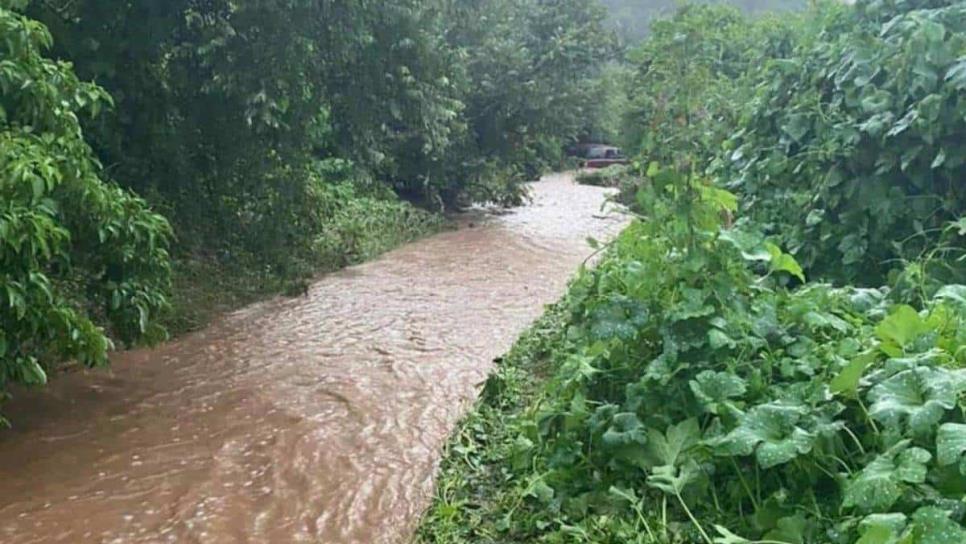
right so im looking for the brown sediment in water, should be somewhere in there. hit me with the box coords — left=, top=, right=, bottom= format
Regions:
left=0, top=173, right=626, bottom=544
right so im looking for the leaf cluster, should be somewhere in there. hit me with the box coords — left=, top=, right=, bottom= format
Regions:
left=721, top=0, right=966, bottom=284
left=0, top=5, right=172, bottom=412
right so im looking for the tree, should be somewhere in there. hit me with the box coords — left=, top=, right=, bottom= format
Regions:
left=1, top=2, right=171, bottom=407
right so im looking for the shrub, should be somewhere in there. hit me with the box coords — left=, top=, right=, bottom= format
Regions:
left=0, top=6, right=171, bottom=408
left=420, top=164, right=966, bottom=543
left=576, top=165, right=633, bottom=187
left=724, top=0, right=966, bottom=284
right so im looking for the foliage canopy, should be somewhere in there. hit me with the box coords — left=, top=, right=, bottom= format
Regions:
left=1, top=0, right=617, bottom=406
left=0, top=3, right=171, bottom=405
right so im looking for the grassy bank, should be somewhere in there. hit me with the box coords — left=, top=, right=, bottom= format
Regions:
left=417, top=215, right=966, bottom=544
left=575, top=165, right=645, bottom=207
left=161, top=194, right=443, bottom=336
left=416, top=301, right=572, bottom=544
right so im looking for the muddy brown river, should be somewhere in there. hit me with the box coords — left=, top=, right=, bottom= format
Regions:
left=0, top=174, right=624, bottom=544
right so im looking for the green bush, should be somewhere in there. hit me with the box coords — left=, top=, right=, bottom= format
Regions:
left=508, top=194, right=965, bottom=542
left=723, top=0, right=966, bottom=284
left=0, top=6, right=171, bottom=406
left=576, top=165, right=633, bottom=187
left=313, top=181, right=443, bottom=268
left=420, top=165, right=966, bottom=543
left=419, top=2, right=966, bottom=540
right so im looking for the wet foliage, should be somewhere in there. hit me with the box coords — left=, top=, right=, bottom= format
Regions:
left=23, top=0, right=615, bottom=265
left=420, top=1, right=966, bottom=542
left=0, top=0, right=616, bottom=409
left=421, top=184, right=966, bottom=544
left=0, top=3, right=171, bottom=411
left=722, top=0, right=966, bottom=285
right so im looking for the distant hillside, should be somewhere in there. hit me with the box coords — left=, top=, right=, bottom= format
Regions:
left=601, top=0, right=806, bottom=42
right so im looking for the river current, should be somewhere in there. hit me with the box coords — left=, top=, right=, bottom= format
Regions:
left=0, top=173, right=625, bottom=543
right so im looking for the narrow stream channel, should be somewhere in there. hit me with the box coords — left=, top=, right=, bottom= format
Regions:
left=0, top=173, right=625, bottom=544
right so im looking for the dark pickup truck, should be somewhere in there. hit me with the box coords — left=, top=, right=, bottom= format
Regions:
left=569, top=144, right=630, bottom=169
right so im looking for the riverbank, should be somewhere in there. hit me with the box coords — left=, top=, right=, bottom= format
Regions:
left=159, top=194, right=444, bottom=337
left=414, top=199, right=966, bottom=543
left=0, top=175, right=625, bottom=543
left=415, top=301, right=571, bottom=543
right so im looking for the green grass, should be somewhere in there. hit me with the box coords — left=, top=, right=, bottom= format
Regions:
left=415, top=302, right=569, bottom=544
left=575, top=165, right=631, bottom=187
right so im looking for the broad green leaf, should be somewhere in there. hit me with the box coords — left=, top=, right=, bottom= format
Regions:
left=690, top=370, right=747, bottom=414
left=765, top=242, right=805, bottom=281
left=708, top=328, right=736, bottom=350
left=701, top=185, right=738, bottom=213
left=909, top=507, right=966, bottom=544
left=589, top=302, right=638, bottom=341
left=712, top=403, right=815, bottom=468
left=931, top=149, right=946, bottom=169
left=602, top=412, right=648, bottom=448
left=647, top=460, right=700, bottom=495
left=763, top=514, right=806, bottom=544
left=857, top=525, right=898, bottom=544
left=645, top=418, right=701, bottom=467
left=936, top=423, right=966, bottom=475
left=844, top=440, right=931, bottom=513
left=669, top=287, right=715, bottom=321
left=719, top=228, right=771, bottom=262
left=526, top=478, right=555, bottom=504
left=22, top=358, right=47, bottom=385
left=831, top=351, right=877, bottom=397
left=876, top=306, right=929, bottom=356
left=805, top=209, right=825, bottom=226
left=868, top=367, right=961, bottom=436
left=857, top=514, right=907, bottom=544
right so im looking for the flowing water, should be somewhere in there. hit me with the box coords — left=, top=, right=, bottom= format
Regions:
left=0, top=173, right=625, bottom=544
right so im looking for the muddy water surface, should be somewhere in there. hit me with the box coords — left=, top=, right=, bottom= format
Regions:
left=0, top=174, right=625, bottom=544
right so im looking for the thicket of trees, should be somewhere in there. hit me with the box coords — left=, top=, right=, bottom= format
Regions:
left=1, top=0, right=615, bottom=405
left=1, top=3, right=172, bottom=398
left=26, top=0, right=614, bottom=258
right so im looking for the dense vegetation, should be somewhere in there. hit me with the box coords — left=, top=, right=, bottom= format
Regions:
left=723, top=0, right=966, bottom=284
left=0, top=0, right=615, bottom=413
left=420, top=1, right=966, bottom=543
left=24, top=0, right=615, bottom=264
left=5, top=0, right=966, bottom=537
left=0, top=4, right=171, bottom=397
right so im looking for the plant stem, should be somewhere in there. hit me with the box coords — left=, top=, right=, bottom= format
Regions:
left=841, top=424, right=866, bottom=456
left=674, top=492, right=713, bottom=544
left=856, top=398, right=880, bottom=436
left=731, top=458, right=760, bottom=510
